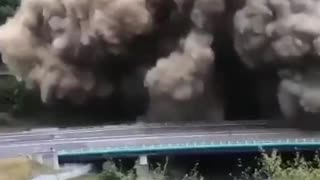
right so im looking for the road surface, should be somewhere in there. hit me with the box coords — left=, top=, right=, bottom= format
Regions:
left=0, top=120, right=319, bottom=158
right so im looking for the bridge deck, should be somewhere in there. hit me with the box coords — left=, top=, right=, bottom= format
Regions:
left=0, top=120, right=319, bottom=158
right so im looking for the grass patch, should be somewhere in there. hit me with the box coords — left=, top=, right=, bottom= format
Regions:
left=0, top=156, right=59, bottom=180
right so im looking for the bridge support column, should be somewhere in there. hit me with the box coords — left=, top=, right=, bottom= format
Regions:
left=139, top=155, right=148, bottom=166
left=136, top=155, right=152, bottom=178
left=31, top=154, right=44, bottom=164
left=31, top=150, right=59, bottom=170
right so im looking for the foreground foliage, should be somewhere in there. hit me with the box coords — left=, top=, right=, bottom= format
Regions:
left=98, top=158, right=203, bottom=180
left=93, top=151, right=320, bottom=180
left=236, top=150, right=320, bottom=180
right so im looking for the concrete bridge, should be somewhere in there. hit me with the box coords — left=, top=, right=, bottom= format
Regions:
left=0, top=120, right=319, bottom=162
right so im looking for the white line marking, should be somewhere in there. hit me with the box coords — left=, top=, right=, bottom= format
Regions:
left=0, top=129, right=299, bottom=144
left=0, top=132, right=294, bottom=149
left=0, top=121, right=269, bottom=138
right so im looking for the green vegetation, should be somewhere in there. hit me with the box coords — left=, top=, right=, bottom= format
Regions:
left=73, top=158, right=203, bottom=180
left=236, top=150, right=320, bottom=180
left=0, top=76, right=43, bottom=116
left=0, top=76, right=25, bottom=112
left=0, top=0, right=20, bottom=24
left=74, top=151, right=320, bottom=180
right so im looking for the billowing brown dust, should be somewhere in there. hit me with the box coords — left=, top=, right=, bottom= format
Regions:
left=6, top=0, right=319, bottom=123
left=234, top=0, right=320, bottom=120
left=0, top=0, right=154, bottom=104
left=0, top=0, right=226, bottom=121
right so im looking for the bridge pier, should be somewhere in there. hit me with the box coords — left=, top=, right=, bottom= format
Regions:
left=139, top=155, right=148, bottom=166
left=31, top=150, right=59, bottom=170
left=135, top=155, right=152, bottom=179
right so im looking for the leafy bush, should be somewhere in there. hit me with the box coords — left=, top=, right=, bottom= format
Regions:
left=99, top=158, right=204, bottom=180
left=82, top=151, right=320, bottom=180
left=236, top=150, right=320, bottom=180
left=99, top=161, right=136, bottom=180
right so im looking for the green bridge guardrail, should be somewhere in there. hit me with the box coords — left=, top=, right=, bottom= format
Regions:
left=58, top=137, right=320, bottom=158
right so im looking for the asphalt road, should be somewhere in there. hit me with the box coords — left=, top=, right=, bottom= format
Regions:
left=0, top=120, right=320, bottom=158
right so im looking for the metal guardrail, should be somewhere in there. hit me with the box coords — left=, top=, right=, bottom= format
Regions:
left=58, top=137, right=320, bottom=157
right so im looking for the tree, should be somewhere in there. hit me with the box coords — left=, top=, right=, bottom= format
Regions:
left=0, top=0, right=20, bottom=24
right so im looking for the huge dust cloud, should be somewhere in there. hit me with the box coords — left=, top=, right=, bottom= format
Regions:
left=235, top=0, right=320, bottom=123
left=1, top=0, right=320, bottom=123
